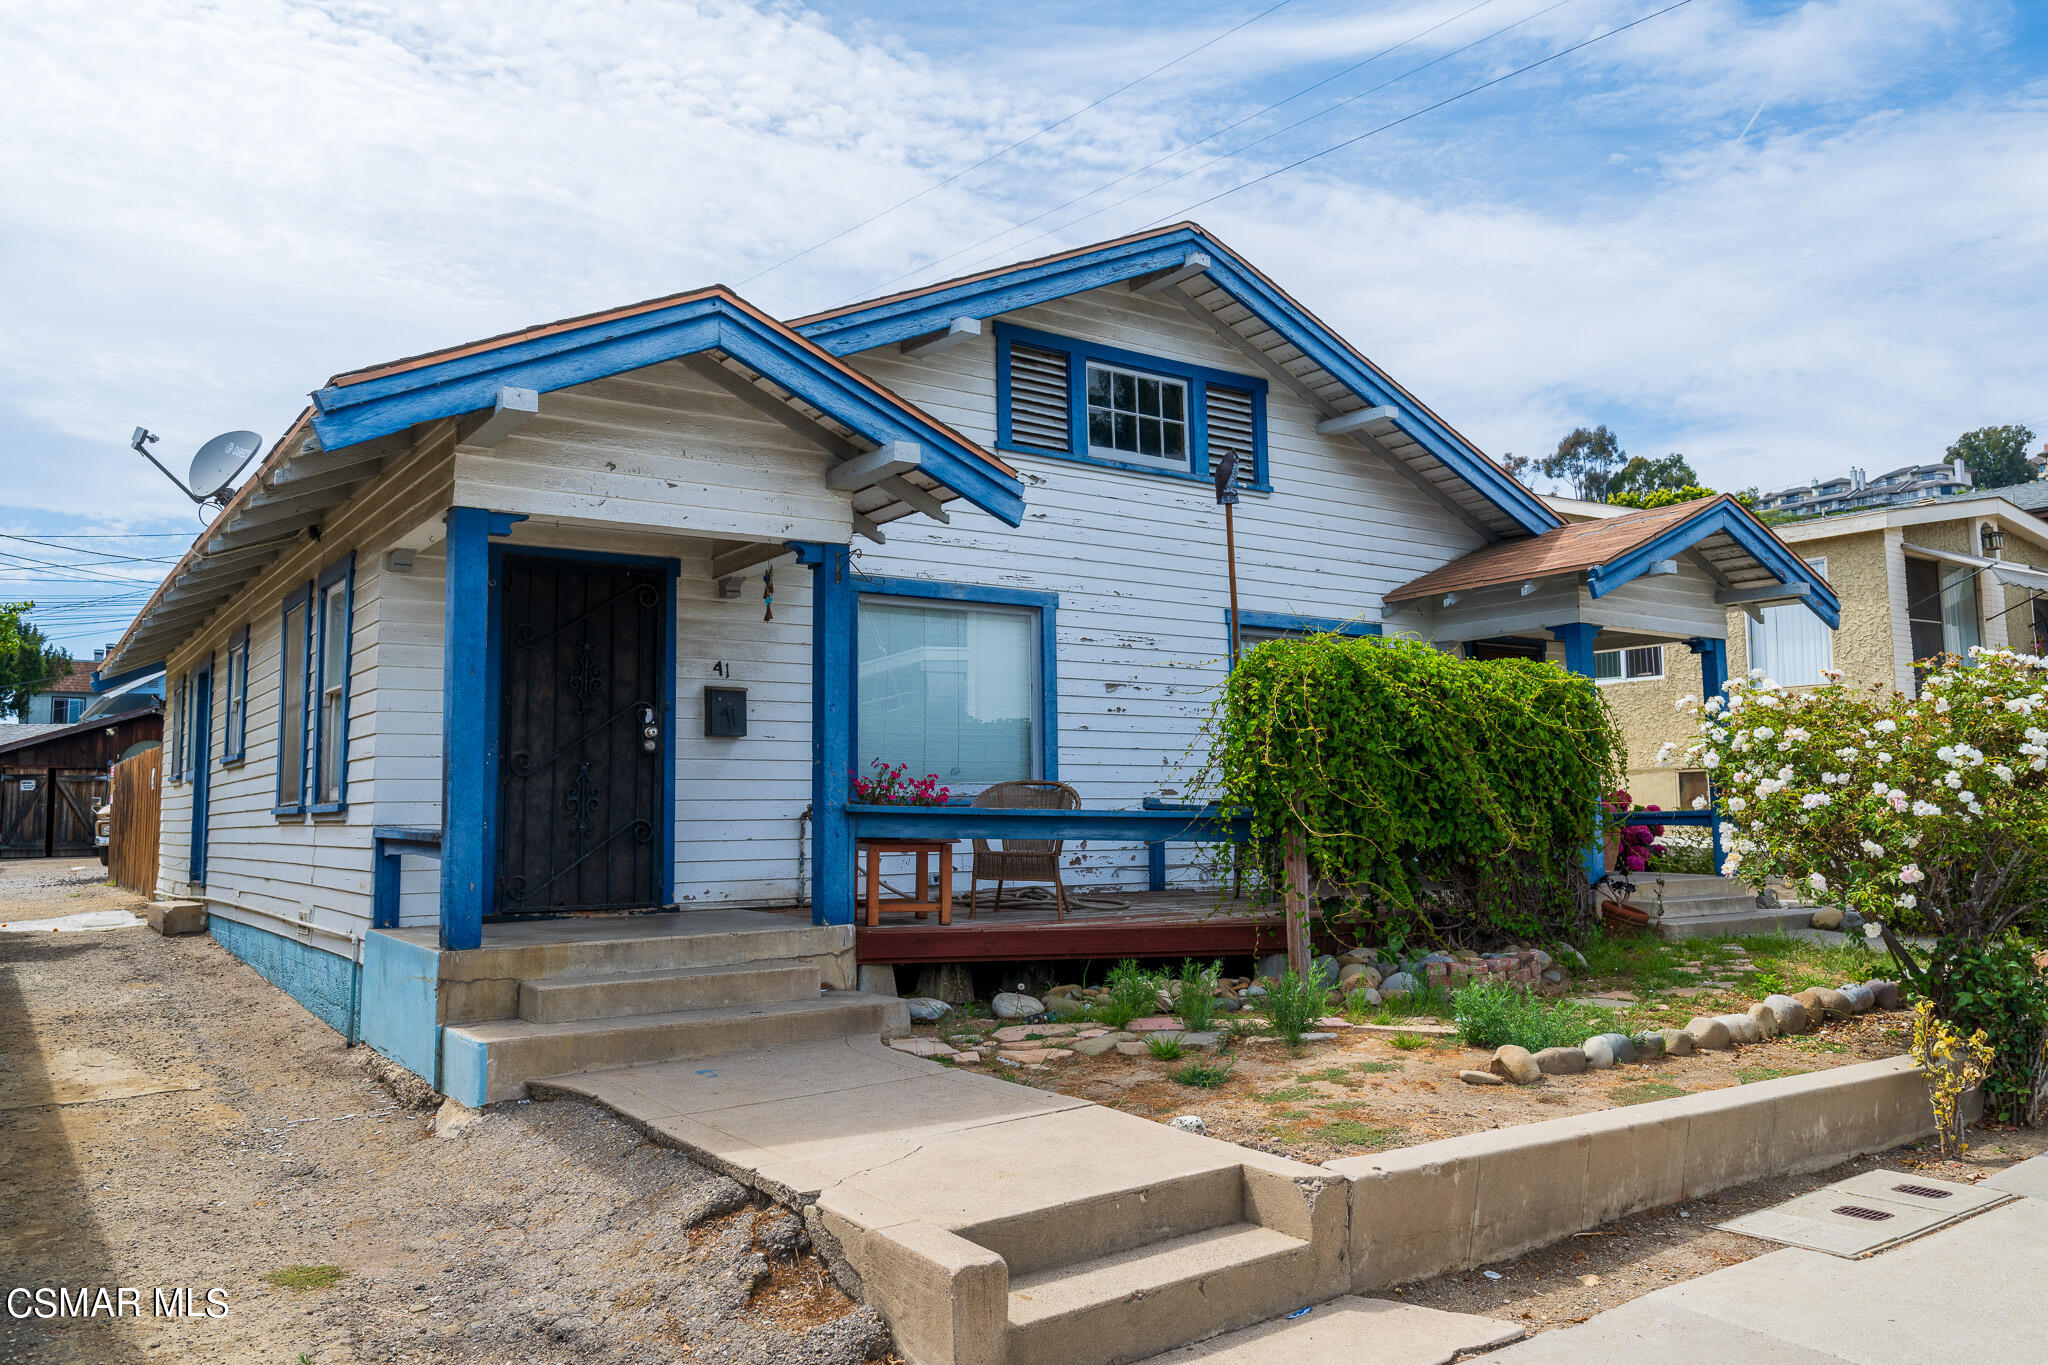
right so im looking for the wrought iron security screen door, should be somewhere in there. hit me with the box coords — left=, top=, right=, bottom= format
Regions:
left=494, top=555, right=667, bottom=914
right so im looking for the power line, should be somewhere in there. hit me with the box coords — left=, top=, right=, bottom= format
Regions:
left=1146, top=0, right=1700, bottom=225
left=845, top=0, right=1514, bottom=302
left=0, top=532, right=180, bottom=564
left=737, top=0, right=1304, bottom=287
left=1, top=531, right=196, bottom=539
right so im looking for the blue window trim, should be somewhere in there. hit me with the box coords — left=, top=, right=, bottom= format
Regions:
left=1226, top=609, right=1382, bottom=639
left=221, top=624, right=251, bottom=764
left=994, top=322, right=1270, bottom=492
left=274, top=580, right=315, bottom=817
left=853, top=573, right=1060, bottom=784
left=482, top=544, right=680, bottom=917
left=169, top=675, right=185, bottom=784
left=309, top=553, right=357, bottom=815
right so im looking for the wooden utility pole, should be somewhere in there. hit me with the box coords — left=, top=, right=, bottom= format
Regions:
left=1216, top=447, right=1242, bottom=666
left=1282, top=827, right=1311, bottom=978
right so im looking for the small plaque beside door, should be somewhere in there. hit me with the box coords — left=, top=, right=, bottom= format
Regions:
left=704, top=687, right=748, bottom=737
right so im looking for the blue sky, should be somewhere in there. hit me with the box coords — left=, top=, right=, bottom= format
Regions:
left=3, top=0, right=2046, bottom=656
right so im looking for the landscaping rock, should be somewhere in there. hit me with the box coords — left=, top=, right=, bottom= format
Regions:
left=1379, top=972, right=1418, bottom=997
left=1298, top=1032, right=1340, bottom=1043
left=1809, top=908, right=1844, bottom=931
left=914, top=963, right=976, bottom=1005
left=991, top=992, right=1045, bottom=1019
left=886, top=1037, right=957, bottom=1058
left=1532, top=1046, right=1588, bottom=1075
left=1541, top=967, right=1567, bottom=986
left=1792, top=987, right=1828, bottom=1019
left=993, top=1024, right=1074, bottom=1042
left=904, top=997, right=951, bottom=1022
left=1169, top=1115, right=1208, bottom=1134
left=1244, top=984, right=1268, bottom=999
left=1716, top=1012, right=1762, bottom=1045
left=1314, top=1017, right=1355, bottom=1030
left=1659, top=1028, right=1695, bottom=1057
left=1177, top=1032, right=1221, bottom=1049
left=1045, top=993, right=1090, bottom=1019
left=1810, top=987, right=1854, bottom=1021
left=1763, top=994, right=1810, bottom=1034
left=1582, top=1036, right=1617, bottom=1070
left=1337, top=949, right=1371, bottom=966
left=1866, top=979, right=1903, bottom=1011
left=1837, top=983, right=1876, bottom=1013
left=1128, top=1016, right=1181, bottom=1032
left=1634, top=1032, right=1668, bottom=1060
left=1114, top=1042, right=1153, bottom=1057
left=1257, top=953, right=1289, bottom=982
left=1840, top=910, right=1866, bottom=933
left=1070, top=1036, right=1121, bottom=1057
left=1555, top=944, right=1589, bottom=971
left=1594, top=1032, right=1638, bottom=1065
left=1684, top=1016, right=1733, bottom=1050
left=1348, top=987, right=1383, bottom=1007
left=1489, top=1045, right=1542, bottom=1085
left=1314, top=954, right=1341, bottom=983
left=955, top=1050, right=980, bottom=1064
left=1747, top=1001, right=1781, bottom=1038
left=1460, top=1069, right=1506, bottom=1086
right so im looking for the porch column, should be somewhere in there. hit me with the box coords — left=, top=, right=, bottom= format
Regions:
left=1688, top=637, right=1729, bottom=874
left=438, top=507, right=523, bottom=951
left=1549, top=623, right=1606, bottom=883
left=792, top=542, right=856, bottom=925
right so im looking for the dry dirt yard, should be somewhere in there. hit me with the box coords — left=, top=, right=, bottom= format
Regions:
left=0, top=859, right=890, bottom=1365
left=929, top=1013, right=1915, bottom=1164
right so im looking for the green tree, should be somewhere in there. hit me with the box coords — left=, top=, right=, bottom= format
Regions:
left=1605, top=452, right=1697, bottom=505
left=1542, top=425, right=1625, bottom=501
left=1607, top=483, right=1716, bottom=511
left=0, top=605, right=71, bottom=716
left=1947, top=425, right=2038, bottom=490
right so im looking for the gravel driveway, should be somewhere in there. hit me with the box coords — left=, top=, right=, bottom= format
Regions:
left=0, top=860, right=892, bottom=1364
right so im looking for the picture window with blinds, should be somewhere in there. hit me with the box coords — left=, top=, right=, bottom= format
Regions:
left=995, top=322, right=1268, bottom=489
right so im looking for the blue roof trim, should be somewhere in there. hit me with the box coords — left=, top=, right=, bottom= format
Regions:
left=307, top=294, right=1024, bottom=528
left=90, top=661, right=166, bottom=694
left=1587, top=501, right=1842, bottom=630
left=794, top=226, right=1557, bottom=538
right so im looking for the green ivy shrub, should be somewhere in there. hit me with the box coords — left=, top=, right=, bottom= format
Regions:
left=1205, top=634, right=1621, bottom=940
left=1926, top=935, right=2048, bottom=1125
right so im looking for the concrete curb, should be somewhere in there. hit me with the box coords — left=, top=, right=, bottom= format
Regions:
left=1327, top=1055, right=1965, bottom=1290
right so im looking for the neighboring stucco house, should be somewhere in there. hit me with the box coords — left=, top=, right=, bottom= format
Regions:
left=11, top=647, right=163, bottom=725
left=1603, top=495, right=2048, bottom=809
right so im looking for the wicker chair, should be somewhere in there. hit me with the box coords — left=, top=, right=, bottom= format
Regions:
left=969, top=780, right=1082, bottom=920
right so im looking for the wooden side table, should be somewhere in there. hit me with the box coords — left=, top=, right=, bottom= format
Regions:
left=857, top=838, right=955, bottom=927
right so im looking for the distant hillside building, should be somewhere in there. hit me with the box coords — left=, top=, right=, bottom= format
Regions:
left=1754, top=460, right=1974, bottom=519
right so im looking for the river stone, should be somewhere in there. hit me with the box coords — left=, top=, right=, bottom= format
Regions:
left=1045, top=993, right=1090, bottom=1019
left=1840, top=910, right=1866, bottom=933
left=1582, top=1036, right=1617, bottom=1070
left=1837, top=983, right=1876, bottom=1013
left=1490, top=1045, right=1542, bottom=1085
left=1532, top=1046, right=1588, bottom=1075
left=904, top=997, right=951, bottom=1022
left=1810, top=987, right=1853, bottom=1021
left=1070, top=1036, right=1122, bottom=1057
left=1763, top=994, right=1810, bottom=1034
left=1747, top=1001, right=1781, bottom=1038
left=1257, top=954, right=1289, bottom=982
left=1314, top=954, right=1341, bottom=984
left=1866, top=979, right=1903, bottom=1011
left=1592, top=1032, right=1637, bottom=1065
left=1684, top=1016, right=1733, bottom=1050
left=1337, top=949, right=1371, bottom=966
left=1169, top=1115, right=1208, bottom=1134
left=1810, top=908, right=1844, bottom=930
left=1461, top=1069, right=1506, bottom=1086
left=1716, top=1012, right=1762, bottom=1045
left=1631, top=1032, right=1666, bottom=1061
left=1792, top=987, right=1829, bottom=1020
left=991, top=992, right=1045, bottom=1020
left=1379, top=972, right=1418, bottom=997
left=1658, top=1028, right=1695, bottom=1057
left=1555, top=944, right=1589, bottom=971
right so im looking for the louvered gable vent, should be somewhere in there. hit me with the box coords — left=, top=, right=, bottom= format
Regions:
left=1009, top=343, right=1071, bottom=452
left=1205, top=385, right=1256, bottom=464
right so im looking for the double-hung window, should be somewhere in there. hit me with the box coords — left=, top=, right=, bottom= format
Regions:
left=1593, top=645, right=1664, bottom=683
left=276, top=583, right=313, bottom=814
left=996, top=323, right=1267, bottom=488
left=1748, top=557, right=1834, bottom=687
left=222, top=625, right=249, bottom=764
left=311, top=554, right=355, bottom=812
left=856, top=588, right=1053, bottom=790
left=1905, top=556, right=1980, bottom=690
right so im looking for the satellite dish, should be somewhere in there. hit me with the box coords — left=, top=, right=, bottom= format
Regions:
left=129, top=426, right=263, bottom=506
left=188, top=431, right=263, bottom=500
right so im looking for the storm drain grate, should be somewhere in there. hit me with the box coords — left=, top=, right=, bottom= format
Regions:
left=1718, top=1169, right=2017, bottom=1258
left=1832, top=1205, right=1895, bottom=1222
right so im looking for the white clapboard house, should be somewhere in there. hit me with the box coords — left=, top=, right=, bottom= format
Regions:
left=96, top=225, right=1835, bottom=1104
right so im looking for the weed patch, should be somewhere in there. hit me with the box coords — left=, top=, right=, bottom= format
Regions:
left=1736, top=1065, right=1810, bottom=1084
left=1310, top=1120, right=1399, bottom=1148
left=1452, top=980, right=1607, bottom=1051
left=1352, top=1060, right=1401, bottom=1074
left=1609, top=1081, right=1688, bottom=1106
left=265, top=1266, right=348, bottom=1292
left=1172, top=1058, right=1235, bottom=1089
left=1143, top=1033, right=1185, bottom=1061
left=1388, top=1033, right=1430, bottom=1051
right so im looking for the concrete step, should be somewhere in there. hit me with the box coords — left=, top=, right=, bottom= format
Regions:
left=1006, top=1223, right=1316, bottom=1365
left=1657, top=906, right=1816, bottom=940
left=518, top=959, right=821, bottom=1023
left=957, top=1164, right=1246, bottom=1277
left=447, top=992, right=909, bottom=1103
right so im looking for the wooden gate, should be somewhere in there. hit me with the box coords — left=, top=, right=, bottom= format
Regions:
left=1, top=774, right=48, bottom=857
left=109, top=748, right=162, bottom=894
left=52, top=772, right=106, bottom=856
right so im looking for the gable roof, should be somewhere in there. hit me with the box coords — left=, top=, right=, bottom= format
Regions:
left=791, top=223, right=1559, bottom=539
left=1386, top=494, right=1841, bottom=628
left=103, top=286, right=1027, bottom=678
left=40, top=660, right=97, bottom=695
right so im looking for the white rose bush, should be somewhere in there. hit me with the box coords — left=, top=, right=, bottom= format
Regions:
left=1674, top=649, right=2048, bottom=1124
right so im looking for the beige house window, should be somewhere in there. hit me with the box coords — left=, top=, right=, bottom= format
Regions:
left=1677, top=770, right=1710, bottom=810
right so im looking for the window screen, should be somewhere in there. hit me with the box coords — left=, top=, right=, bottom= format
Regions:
left=858, top=598, right=1039, bottom=788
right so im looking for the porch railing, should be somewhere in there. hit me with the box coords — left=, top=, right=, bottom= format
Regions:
left=1616, top=807, right=1724, bottom=876
left=843, top=800, right=1251, bottom=894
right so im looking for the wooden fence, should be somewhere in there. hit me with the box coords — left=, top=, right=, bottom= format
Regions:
left=109, top=747, right=161, bottom=895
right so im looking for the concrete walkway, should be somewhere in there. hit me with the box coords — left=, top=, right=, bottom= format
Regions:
left=1483, top=1154, right=2048, bottom=1363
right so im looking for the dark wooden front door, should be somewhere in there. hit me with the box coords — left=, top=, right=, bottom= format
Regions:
left=494, top=555, right=667, bottom=915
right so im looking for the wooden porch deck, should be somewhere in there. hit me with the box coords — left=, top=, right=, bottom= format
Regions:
left=768, top=889, right=1291, bottom=964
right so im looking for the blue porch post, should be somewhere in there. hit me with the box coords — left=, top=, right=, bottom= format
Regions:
left=437, top=508, right=526, bottom=950
left=1550, top=623, right=1607, bottom=883
left=1688, top=637, right=1730, bottom=874
left=793, top=542, right=856, bottom=925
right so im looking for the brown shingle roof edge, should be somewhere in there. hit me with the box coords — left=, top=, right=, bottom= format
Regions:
left=1384, top=495, right=1738, bottom=604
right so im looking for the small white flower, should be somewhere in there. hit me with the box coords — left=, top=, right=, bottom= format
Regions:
left=1860, top=839, right=1885, bottom=857
left=1959, top=791, right=1975, bottom=804
left=1912, top=800, right=1943, bottom=817
left=1800, top=792, right=1832, bottom=810
left=1994, top=764, right=2014, bottom=783
left=1690, top=796, right=1708, bottom=810
left=1877, top=752, right=1893, bottom=765
left=1898, top=893, right=1917, bottom=910
left=1875, top=719, right=1898, bottom=733
left=1674, top=695, right=1697, bottom=713
left=1702, top=750, right=1721, bottom=769
left=1725, top=796, right=1747, bottom=812
left=1808, top=872, right=1827, bottom=892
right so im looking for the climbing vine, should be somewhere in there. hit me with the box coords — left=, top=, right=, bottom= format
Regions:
left=1200, top=634, right=1622, bottom=939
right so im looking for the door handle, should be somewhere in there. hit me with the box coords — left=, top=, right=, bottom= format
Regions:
left=640, top=705, right=661, bottom=753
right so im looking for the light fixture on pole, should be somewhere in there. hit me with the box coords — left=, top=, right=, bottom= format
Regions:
left=1982, top=524, right=2006, bottom=555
